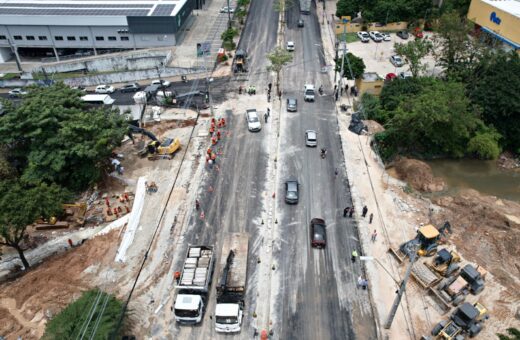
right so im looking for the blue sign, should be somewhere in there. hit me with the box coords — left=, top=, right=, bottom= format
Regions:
left=490, top=12, right=501, bottom=25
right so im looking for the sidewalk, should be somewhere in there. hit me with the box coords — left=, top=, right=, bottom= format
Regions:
left=317, top=2, right=434, bottom=339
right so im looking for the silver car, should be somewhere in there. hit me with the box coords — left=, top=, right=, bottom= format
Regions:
left=305, top=130, right=317, bottom=147
left=287, top=98, right=297, bottom=112
left=390, top=55, right=404, bottom=67
left=246, top=109, right=261, bottom=132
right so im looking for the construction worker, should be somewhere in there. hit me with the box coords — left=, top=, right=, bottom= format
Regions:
left=211, top=136, right=217, bottom=145
left=209, top=126, right=215, bottom=135
left=221, top=118, right=226, bottom=127
left=351, top=250, right=358, bottom=262
left=207, top=148, right=212, bottom=156
left=211, top=152, right=217, bottom=163
left=217, top=130, right=221, bottom=140
left=195, top=199, right=200, bottom=210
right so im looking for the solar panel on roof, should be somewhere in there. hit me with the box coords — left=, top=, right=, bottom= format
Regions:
left=151, top=4, right=175, bottom=16
left=0, top=7, right=150, bottom=15
left=1, top=3, right=152, bottom=8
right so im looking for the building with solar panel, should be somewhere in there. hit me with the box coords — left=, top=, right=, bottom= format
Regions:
left=0, top=0, right=200, bottom=62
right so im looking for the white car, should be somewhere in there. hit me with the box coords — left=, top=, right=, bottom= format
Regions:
left=390, top=55, right=404, bottom=67
left=95, top=85, right=115, bottom=94
left=304, top=84, right=315, bottom=102
left=305, top=130, right=317, bottom=147
left=151, top=79, right=171, bottom=88
left=381, top=33, right=391, bottom=41
left=286, top=41, right=295, bottom=52
left=220, top=6, right=235, bottom=13
left=8, top=88, right=28, bottom=98
left=369, top=31, right=383, bottom=42
left=356, top=31, right=370, bottom=43
left=399, top=71, right=413, bottom=79
left=246, top=109, right=261, bottom=132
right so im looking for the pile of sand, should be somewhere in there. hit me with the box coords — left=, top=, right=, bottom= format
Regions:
left=391, top=157, right=446, bottom=192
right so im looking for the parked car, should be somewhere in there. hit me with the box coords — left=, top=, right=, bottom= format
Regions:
left=413, top=28, right=424, bottom=39
left=357, top=31, right=370, bottom=43
left=390, top=55, right=404, bottom=67
left=369, top=31, right=383, bottom=42
left=95, top=85, right=115, bottom=94
left=287, top=98, right=297, bottom=112
left=220, top=6, right=235, bottom=13
left=297, top=19, right=304, bottom=27
left=305, top=130, right=317, bottom=147
left=399, top=71, right=413, bottom=79
left=286, top=41, right=295, bottom=52
left=246, top=109, right=261, bottom=132
left=120, top=83, right=141, bottom=93
left=381, top=32, right=391, bottom=41
left=8, top=88, right=27, bottom=98
left=310, top=218, right=327, bottom=248
left=285, top=180, right=299, bottom=204
left=396, top=30, right=409, bottom=40
left=385, top=73, right=397, bottom=81
left=151, top=79, right=171, bottom=88
left=71, top=85, right=87, bottom=92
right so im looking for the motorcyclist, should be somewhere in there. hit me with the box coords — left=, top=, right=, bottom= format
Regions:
left=319, top=85, right=323, bottom=95
left=320, top=148, right=327, bottom=158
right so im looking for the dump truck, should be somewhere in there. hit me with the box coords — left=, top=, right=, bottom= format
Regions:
left=215, top=233, right=249, bottom=333
left=174, top=245, right=215, bottom=324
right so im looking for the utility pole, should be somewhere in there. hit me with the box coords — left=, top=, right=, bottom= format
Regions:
left=336, top=18, right=348, bottom=99
left=155, top=63, right=167, bottom=99
left=226, top=0, right=232, bottom=29
left=384, top=247, right=417, bottom=329
left=7, top=38, right=22, bottom=72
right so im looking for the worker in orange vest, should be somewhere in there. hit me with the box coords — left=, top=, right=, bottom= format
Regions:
left=211, top=137, right=217, bottom=145
left=217, top=130, right=221, bottom=140
left=209, top=126, right=215, bottom=135
left=211, top=152, right=217, bottom=163
left=221, top=118, right=226, bottom=127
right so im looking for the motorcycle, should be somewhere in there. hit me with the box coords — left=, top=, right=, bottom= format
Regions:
left=320, top=149, right=327, bottom=159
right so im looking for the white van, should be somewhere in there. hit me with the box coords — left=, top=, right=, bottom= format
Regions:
left=81, top=94, right=115, bottom=105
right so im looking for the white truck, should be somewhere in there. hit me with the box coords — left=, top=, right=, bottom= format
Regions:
left=304, top=84, right=315, bottom=102
left=174, top=245, right=215, bottom=324
left=215, top=233, right=249, bottom=333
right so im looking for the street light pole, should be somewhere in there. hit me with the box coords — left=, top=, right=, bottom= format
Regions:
left=226, top=0, right=232, bottom=29
left=337, top=18, right=348, bottom=99
left=155, top=63, right=167, bottom=99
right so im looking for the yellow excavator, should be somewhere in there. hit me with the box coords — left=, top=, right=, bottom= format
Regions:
left=128, top=125, right=181, bottom=160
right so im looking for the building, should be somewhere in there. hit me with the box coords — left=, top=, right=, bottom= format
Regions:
left=0, top=0, right=199, bottom=63
left=467, top=0, right=520, bottom=52
left=355, top=72, right=384, bottom=96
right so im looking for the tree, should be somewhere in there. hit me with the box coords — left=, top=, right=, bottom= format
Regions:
left=394, top=39, right=432, bottom=77
left=467, top=130, right=501, bottom=159
left=266, top=47, right=294, bottom=92
left=43, top=289, right=126, bottom=340
left=273, top=0, right=294, bottom=12
left=0, top=83, right=127, bottom=192
left=0, top=180, right=70, bottom=269
left=336, top=0, right=361, bottom=18
left=335, top=52, right=365, bottom=79
left=432, top=11, right=485, bottom=82
left=497, top=328, right=520, bottom=340
left=467, top=51, right=520, bottom=153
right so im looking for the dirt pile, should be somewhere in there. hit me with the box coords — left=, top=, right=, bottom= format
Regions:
left=391, top=157, right=446, bottom=192
left=363, top=119, right=385, bottom=135
left=0, top=230, right=120, bottom=339
left=432, top=189, right=520, bottom=290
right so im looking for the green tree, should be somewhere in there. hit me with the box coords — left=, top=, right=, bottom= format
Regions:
left=335, top=52, right=366, bottom=79
left=43, top=289, right=126, bottom=340
left=336, top=0, right=361, bottom=18
left=221, top=28, right=238, bottom=42
left=378, top=80, right=490, bottom=158
left=379, top=77, right=436, bottom=113
left=497, top=328, right=520, bottom=340
left=359, top=93, right=381, bottom=120
left=467, top=129, right=501, bottom=159
left=273, top=0, right=294, bottom=12
left=266, top=46, right=294, bottom=92
left=237, top=0, right=250, bottom=6
left=432, top=11, right=485, bottom=82
left=0, top=180, right=70, bottom=268
left=0, top=83, right=127, bottom=192
left=468, top=51, right=520, bottom=153
left=394, top=39, right=432, bottom=77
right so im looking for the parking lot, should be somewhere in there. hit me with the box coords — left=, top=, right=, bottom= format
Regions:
left=345, top=32, right=440, bottom=79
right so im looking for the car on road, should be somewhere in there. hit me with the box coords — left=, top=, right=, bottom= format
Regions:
left=246, top=109, right=261, bottom=132
left=95, top=85, right=115, bottom=94
left=305, top=130, right=317, bottom=147
left=310, top=218, right=327, bottom=248
left=381, top=32, right=391, bottom=41
left=304, top=84, right=315, bottom=102
left=287, top=98, right=297, bottom=112
left=357, top=31, right=370, bottom=43
left=151, top=79, right=171, bottom=88
left=390, top=55, right=404, bottom=67
left=396, top=30, right=409, bottom=40
left=285, top=180, right=299, bottom=204
left=399, top=71, right=413, bottom=79
left=297, top=19, right=304, bottom=27
left=220, top=6, right=235, bottom=13
left=286, top=41, right=295, bottom=52
left=369, top=31, right=383, bottom=42
left=120, top=83, right=141, bottom=93
left=8, top=88, right=27, bottom=98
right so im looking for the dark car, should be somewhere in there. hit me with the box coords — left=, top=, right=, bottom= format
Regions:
left=286, top=98, right=297, bottom=112
left=396, top=30, right=409, bottom=40
left=285, top=180, right=299, bottom=204
left=120, top=83, right=141, bottom=93
left=310, top=218, right=326, bottom=248
left=297, top=19, right=304, bottom=27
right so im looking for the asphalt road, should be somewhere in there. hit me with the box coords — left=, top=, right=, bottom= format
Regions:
left=273, top=3, right=377, bottom=339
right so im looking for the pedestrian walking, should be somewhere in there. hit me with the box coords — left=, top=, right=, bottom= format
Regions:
left=343, top=207, right=350, bottom=217
left=371, top=229, right=377, bottom=242
left=351, top=250, right=358, bottom=262
left=345, top=83, right=349, bottom=92
left=335, top=168, right=339, bottom=176
left=369, top=213, right=374, bottom=224
left=195, top=199, right=200, bottom=210
left=267, top=108, right=270, bottom=117
left=362, top=205, right=368, bottom=217
left=357, top=276, right=364, bottom=288
left=208, top=159, right=213, bottom=169
left=361, top=279, right=368, bottom=290
left=349, top=207, right=354, bottom=218
left=264, top=113, right=268, bottom=123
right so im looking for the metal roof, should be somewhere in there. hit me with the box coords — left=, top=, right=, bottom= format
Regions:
left=0, top=0, right=184, bottom=17
left=481, top=0, right=520, bottom=18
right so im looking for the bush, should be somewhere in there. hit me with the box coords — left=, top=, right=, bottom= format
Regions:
left=467, top=131, right=501, bottom=159
left=221, top=28, right=238, bottom=42
left=237, top=0, right=250, bottom=6
left=43, top=289, right=125, bottom=340
left=223, top=40, right=236, bottom=51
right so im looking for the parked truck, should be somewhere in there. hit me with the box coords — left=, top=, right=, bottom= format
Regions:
left=174, top=245, right=215, bottom=324
left=215, top=233, right=249, bottom=333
